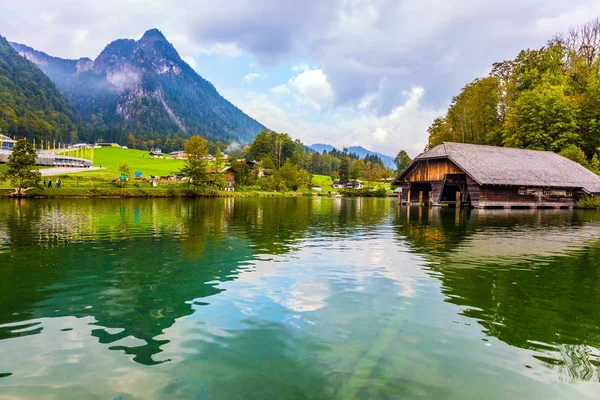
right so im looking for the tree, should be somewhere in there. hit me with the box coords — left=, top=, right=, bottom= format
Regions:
left=559, top=144, right=587, bottom=166
left=277, top=160, right=299, bottom=190
left=503, top=79, right=580, bottom=151
left=118, top=161, right=132, bottom=179
left=363, top=161, right=376, bottom=186
left=127, top=134, right=136, bottom=148
left=181, top=135, right=209, bottom=187
left=230, top=159, right=252, bottom=186
left=350, top=159, right=365, bottom=180
left=212, top=146, right=225, bottom=189
left=0, top=139, right=41, bottom=195
left=394, top=150, right=412, bottom=173
left=339, top=156, right=350, bottom=181
left=589, top=153, right=600, bottom=174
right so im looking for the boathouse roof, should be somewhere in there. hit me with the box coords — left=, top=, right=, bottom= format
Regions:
left=396, top=142, right=600, bottom=193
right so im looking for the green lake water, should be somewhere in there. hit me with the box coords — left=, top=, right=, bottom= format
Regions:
left=0, top=198, right=599, bottom=399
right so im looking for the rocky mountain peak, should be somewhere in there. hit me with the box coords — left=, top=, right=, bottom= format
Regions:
left=140, top=28, right=167, bottom=43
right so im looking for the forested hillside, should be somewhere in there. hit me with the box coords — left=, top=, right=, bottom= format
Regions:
left=0, top=34, right=78, bottom=143
left=427, top=18, right=600, bottom=171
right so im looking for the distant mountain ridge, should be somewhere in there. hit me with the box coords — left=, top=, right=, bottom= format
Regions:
left=309, top=143, right=395, bottom=168
left=10, top=29, right=266, bottom=145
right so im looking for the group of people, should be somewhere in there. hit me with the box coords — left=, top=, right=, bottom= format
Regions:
left=46, top=179, right=62, bottom=189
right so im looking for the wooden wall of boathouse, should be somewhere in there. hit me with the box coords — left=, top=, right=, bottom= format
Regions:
left=474, top=186, right=577, bottom=209
left=402, top=159, right=463, bottom=182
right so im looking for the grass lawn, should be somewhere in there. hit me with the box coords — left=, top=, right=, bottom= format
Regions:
left=89, top=147, right=186, bottom=176
left=312, top=174, right=333, bottom=189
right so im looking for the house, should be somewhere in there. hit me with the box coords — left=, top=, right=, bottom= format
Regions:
left=149, top=148, right=164, bottom=158
left=346, top=180, right=364, bottom=189
left=332, top=180, right=345, bottom=189
left=221, top=166, right=236, bottom=191
left=95, top=142, right=121, bottom=148
left=332, top=179, right=364, bottom=189
left=169, top=151, right=186, bottom=160
left=393, top=142, right=600, bottom=209
left=240, top=159, right=265, bottom=177
left=0, top=134, right=15, bottom=150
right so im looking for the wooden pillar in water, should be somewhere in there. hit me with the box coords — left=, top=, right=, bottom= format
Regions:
left=407, top=189, right=411, bottom=205
left=456, top=191, right=461, bottom=208
left=397, top=190, right=401, bottom=205
left=429, top=191, right=433, bottom=206
left=419, top=191, right=423, bottom=205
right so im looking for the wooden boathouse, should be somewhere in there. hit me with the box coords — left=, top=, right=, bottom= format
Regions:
left=393, top=142, right=600, bottom=209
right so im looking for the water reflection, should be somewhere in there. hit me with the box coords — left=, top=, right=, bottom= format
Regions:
left=0, top=199, right=599, bottom=399
left=397, top=206, right=600, bottom=383
left=0, top=198, right=392, bottom=367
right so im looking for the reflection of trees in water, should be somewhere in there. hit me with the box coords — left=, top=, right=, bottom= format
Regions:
left=395, top=207, right=600, bottom=382
left=0, top=197, right=393, bottom=365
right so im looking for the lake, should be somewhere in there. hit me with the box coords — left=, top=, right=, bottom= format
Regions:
left=0, top=198, right=599, bottom=399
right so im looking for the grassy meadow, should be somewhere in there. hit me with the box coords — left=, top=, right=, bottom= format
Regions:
left=1, top=147, right=391, bottom=197
left=83, top=147, right=186, bottom=177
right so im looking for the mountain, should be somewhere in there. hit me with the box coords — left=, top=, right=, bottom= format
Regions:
left=0, top=34, right=78, bottom=142
left=308, top=143, right=337, bottom=153
left=10, top=29, right=266, bottom=145
left=347, top=146, right=395, bottom=167
left=309, top=143, right=395, bottom=168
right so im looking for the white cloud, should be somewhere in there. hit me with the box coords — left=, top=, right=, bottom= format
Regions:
left=269, top=84, right=290, bottom=95
left=291, top=63, right=310, bottom=73
left=236, top=92, right=297, bottom=134
left=339, top=87, right=445, bottom=157
left=182, top=56, right=197, bottom=71
left=289, top=68, right=334, bottom=110
left=242, top=72, right=266, bottom=83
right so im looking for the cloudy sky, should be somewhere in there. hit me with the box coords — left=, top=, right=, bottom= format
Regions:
left=1, top=1, right=600, bottom=156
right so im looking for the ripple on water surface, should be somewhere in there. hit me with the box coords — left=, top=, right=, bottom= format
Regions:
left=0, top=199, right=599, bottom=399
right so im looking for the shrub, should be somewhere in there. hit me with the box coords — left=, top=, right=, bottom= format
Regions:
left=578, top=195, right=600, bottom=209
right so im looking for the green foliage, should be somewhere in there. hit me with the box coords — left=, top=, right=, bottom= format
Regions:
left=578, top=195, right=600, bottom=209
left=339, top=156, right=350, bottom=181
left=350, top=159, right=365, bottom=180
left=589, top=153, right=600, bottom=174
left=503, top=79, right=580, bottom=150
left=0, top=139, right=41, bottom=194
left=394, top=150, right=412, bottom=172
left=118, top=161, right=132, bottom=178
left=181, top=135, right=209, bottom=187
left=426, top=18, right=600, bottom=171
left=249, top=130, right=297, bottom=169
left=0, top=35, right=78, bottom=143
left=211, top=147, right=225, bottom=189
left=559, top=144, right=587, bottom=166
left=230, top=159, right=253, bottom=186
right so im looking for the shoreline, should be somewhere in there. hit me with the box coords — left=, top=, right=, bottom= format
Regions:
left=0, top=186, right=390, bottom=199
left=0, top=187, right=349, bottom=199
